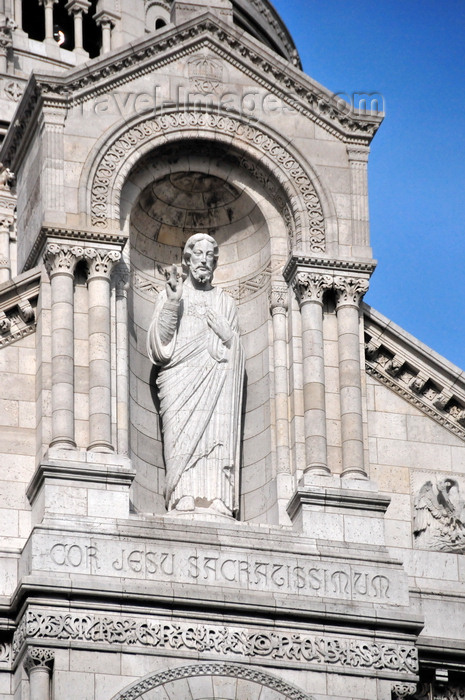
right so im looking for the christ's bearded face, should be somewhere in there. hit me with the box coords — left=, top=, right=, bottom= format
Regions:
left=187, top=239, right=216, bottom=284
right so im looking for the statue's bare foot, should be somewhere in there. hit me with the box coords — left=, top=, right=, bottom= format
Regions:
left=176, top=496, right=195, bottom=512
left=211, top=498, right=231, bottom=516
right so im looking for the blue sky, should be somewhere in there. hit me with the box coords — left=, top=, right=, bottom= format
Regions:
left=271, top=0, right=465, bottom=369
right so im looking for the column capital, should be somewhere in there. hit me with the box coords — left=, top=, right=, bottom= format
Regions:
left=85, top=248, right=121, bottom=280
left=391, top=683, right=419, bottom=700
left=38, top=0, right=59, bottom=6
left=347, top=144, right=370, bottom=163
left=44, top=243, right=84, bottom=278
left=24, top=647, right=54, bottom=676
left=269, top=283, right=288, bottom=315
left=334, top=275, right=369, bottom=308
left=65, top=0, right=91, bottom=14
left=292, top=271, right=332, bottom=307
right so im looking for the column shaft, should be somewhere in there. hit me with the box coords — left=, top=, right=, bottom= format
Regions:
left=51, top=272, right=75, bottom=447
left=116, top=274, right=129, bottom=454
left=86, top=249, right=121, bottom=452
left=29, top=667, right=50, bottom=700
left=14, top=0, right=23, bottom=30
left=292, top=272, right=332, bottom=475
left=45, top=244, right=83, bottom=450
left=335, top=276, right=369, bottom=478
left=73, top=11, right=83, bottom=49
left=100, top=20, right=111, bottom=53
left=270, top=285, right=290, bottom=475
left=0, top=226, right=10, bottom=283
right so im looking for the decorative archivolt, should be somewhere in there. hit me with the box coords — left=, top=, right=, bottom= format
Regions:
left=85, top=109, right=329, bottom=253
left=111, top=662, right=314, bottom=700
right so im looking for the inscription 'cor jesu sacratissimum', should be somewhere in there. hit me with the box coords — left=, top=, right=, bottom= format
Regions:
left=47, top=540, right=391, bottom=601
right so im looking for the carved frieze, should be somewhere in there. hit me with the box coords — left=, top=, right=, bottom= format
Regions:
left=13, top=610, right=418, bottom=676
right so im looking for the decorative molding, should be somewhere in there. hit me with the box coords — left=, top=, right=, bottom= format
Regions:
left=13, top=610, right=419, bottom=677
left=283, top=254, right=376, bottom=281
left=132, top=260, right=276, bottom=305
left=114, top=662, right=314, bottom=700
left=24, top=226, right=127, bottom=272
left=364, top=309, right=465, bottom=442
left=89, top=110, right=325, bottom=254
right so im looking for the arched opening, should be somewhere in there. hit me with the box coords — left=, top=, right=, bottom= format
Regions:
left=155, top=18, right=166, bottom=30
left=123, top=140, right=290, bottom=522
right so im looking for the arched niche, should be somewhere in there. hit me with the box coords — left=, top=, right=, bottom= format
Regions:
left=122, top=139, right=291, bottom=521
left=110, top=662, right=314, bottom=700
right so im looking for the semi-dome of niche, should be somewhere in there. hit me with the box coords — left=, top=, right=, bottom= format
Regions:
left=128, top=142, right=282, bottom=288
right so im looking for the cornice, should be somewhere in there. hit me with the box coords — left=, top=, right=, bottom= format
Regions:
left=0, top=14, right=382, bottom=168
left=24, top=226, right=127, bottom=271
left=0, top=267, right=41, bottom=348
left=283, top=254, right=377, bottom=282
left=364, top=304, right=465, bottom=442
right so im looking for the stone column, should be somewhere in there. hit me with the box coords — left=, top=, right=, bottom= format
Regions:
left=269, top=283, right=290, bottom=475
left=14, top=0, right=23, bottom=31
left=39, top=0, right=59, bottom=43
left=85, top=248, right=121, bottom=452
left=44, top=244, right=83, bottom=449
left=65, top=0, right=91, bottom=54
left=115, top=268, right=129, bottom=455
left=94, top=12, right=115, bottom=54
left=292, top=271, right=332, bottom=476
left=347, top=145, right=370, bottom=248
left=334, top=276, right=369, bottom=479
left=24, top=648, right=54, bottom=700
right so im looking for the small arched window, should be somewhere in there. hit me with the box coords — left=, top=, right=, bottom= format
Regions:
left=155, top=18, right=166, bottom=30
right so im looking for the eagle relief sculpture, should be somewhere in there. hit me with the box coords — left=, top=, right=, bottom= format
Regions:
left=147, top=233, right=245, bottom=518
left=413, top=477, right=465, bottom=553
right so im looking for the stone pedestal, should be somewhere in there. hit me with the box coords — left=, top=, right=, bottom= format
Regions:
left=287, top=473, right=390, bottom=547
left=26, top=450, right=135, bottom=525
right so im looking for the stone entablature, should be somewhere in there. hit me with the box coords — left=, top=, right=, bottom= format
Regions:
left=364, top=305, right=465, bottom=440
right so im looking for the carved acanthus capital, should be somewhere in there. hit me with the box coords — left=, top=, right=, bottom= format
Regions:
left=334, top=276, right=369, bottom=308
left=292, top=271, right=332, bottom=307
left=44, top=243, right=84, bottom=278
left=24, top=647, right=54, bottom=676
left=269, top=284, right=288, bottom=315
left=85, top=248, right=121, bottom=280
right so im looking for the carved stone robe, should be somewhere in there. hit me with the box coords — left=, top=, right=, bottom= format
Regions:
left=147, top=282, right=244, bottom=515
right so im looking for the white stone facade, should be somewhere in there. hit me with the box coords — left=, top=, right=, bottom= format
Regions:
left=0, top=1, right=463, bottom=699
